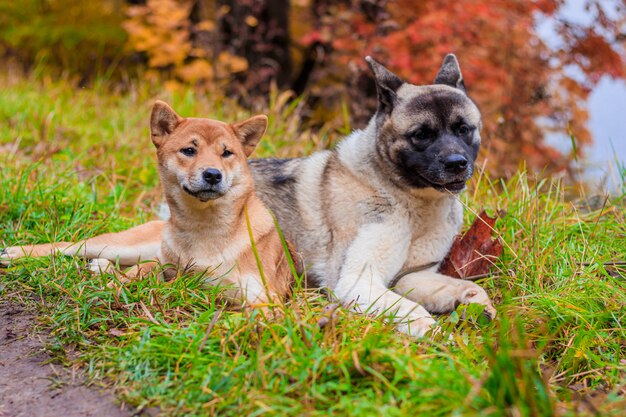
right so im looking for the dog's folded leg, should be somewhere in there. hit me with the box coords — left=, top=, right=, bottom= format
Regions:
left=333, top=223, right=437, bottom=338
left=393, top=271, right=497, bottom=320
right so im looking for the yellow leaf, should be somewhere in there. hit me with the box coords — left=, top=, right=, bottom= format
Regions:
left=245, top=15, right=259, bottom=27
left=176, top=60, right=214, bottom=82
left=164, top=80, right=183, bottom=93
left=217, top=52, right=248, bottom=73
left=190, top=47, right=209, bottom=58
left=218, top=5, right=230, bottom=17
left=195, top=20, right=215, bottom=31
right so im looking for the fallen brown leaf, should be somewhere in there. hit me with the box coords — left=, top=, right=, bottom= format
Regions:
left=439, top=210, right=504, bottom=279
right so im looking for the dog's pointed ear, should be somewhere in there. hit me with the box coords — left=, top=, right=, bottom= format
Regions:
left=150, top=101, right=183, bottom=148
left=233, top=115, right=268, bottom=157
left=434, top=54, right=466, bottom=93
left=365, top=56, right=404, bottom=115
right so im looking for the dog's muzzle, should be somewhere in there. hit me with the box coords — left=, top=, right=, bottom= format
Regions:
left=414, top=170, right=471, bottom=193
left=182, top=185, right=226, bottom=202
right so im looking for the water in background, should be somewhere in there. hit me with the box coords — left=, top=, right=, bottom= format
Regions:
left=585, top=77, right=626, bottom=193
left=537, top=1, right=625, bottom=194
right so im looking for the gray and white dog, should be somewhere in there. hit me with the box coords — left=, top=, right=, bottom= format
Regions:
left=250, top=55, right=496, bottom=336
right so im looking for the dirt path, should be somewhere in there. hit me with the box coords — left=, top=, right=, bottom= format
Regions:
left=0, top=302, right=135, bottom=417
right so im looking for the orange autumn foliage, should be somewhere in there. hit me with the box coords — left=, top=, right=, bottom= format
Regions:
left=297, top=0, right=625, bottom=176
left=123, top=0, right=248, bottom=85
left=10, top=0, right=617, bottom=177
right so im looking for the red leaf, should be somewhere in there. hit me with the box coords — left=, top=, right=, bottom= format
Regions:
left=439, top=210, right=504, bottom=279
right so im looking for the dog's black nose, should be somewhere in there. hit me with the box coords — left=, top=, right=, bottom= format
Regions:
left=442, top=154, right=468, bottom=173
left=202, top=168, right=223, bottom=185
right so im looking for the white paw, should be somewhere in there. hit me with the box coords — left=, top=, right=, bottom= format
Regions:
left=398, top=316, right=438, bottom=338
left=0, top=247, right=20, bottom=265
left=1, top=246, right=19, bottom=258
left=459, top=284, right=497, bottom=320
left=88, top=258, right=114, bottom=275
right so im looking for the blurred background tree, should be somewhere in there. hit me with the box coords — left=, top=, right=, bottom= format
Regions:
left=1, top=0, right=624, bottom=177
left=0, top=0, right=127, bottom=80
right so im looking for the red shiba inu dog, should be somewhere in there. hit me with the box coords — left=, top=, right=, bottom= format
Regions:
left=3, top=101, right=294, bottom=306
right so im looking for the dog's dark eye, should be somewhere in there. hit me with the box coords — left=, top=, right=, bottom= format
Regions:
left=410, top=127, right=436, bottom=142
left=180, top=147, right=196, bottom=157
left=222, top=149, right=233, bottom=158
left=458, top=125, right=471, bottom=136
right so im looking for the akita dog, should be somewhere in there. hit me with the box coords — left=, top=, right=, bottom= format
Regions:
left=3, top=55, right=496, bottom=336
left=250, top=55, right=496, bottom=335
left=2, top=101, right=293, bottom=306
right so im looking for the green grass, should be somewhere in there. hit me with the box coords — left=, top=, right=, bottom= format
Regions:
left=1, top=74, right=625, bottom=416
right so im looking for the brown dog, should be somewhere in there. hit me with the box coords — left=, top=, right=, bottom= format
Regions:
left=3, top=101, right=294, bottom=306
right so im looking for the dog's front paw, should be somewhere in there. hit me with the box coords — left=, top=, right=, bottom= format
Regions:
left=88, top=258, right=114, bottom=275
left=0, top=247, right=21, bottom=265
left=399, top=316, right=438, bottom=338
left=459, top=284, right=497, bottom=320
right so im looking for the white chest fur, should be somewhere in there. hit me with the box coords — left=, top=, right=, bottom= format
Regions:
left=161, top=224, right=250, bottom=277
left=402, top=194, right=462, bottom=269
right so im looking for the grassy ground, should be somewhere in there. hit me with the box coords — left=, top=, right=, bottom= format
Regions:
left=1, top=74, right=625, bottom=416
